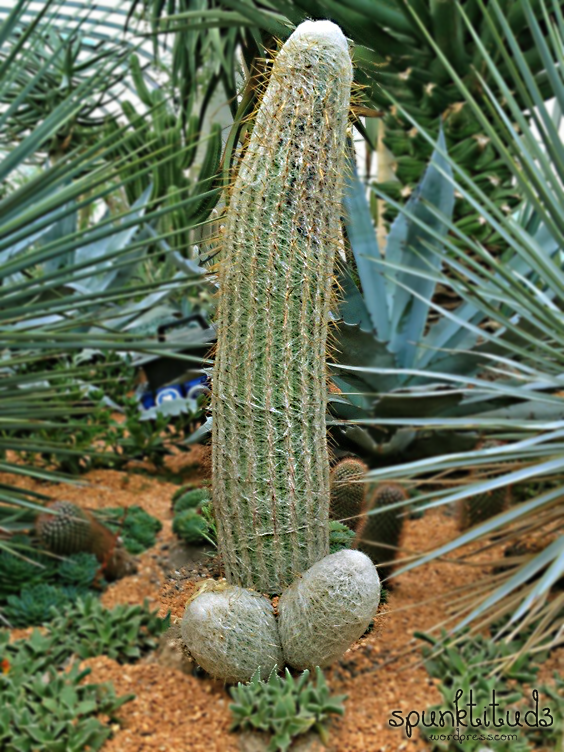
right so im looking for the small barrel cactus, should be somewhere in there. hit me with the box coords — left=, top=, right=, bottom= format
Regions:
left=211, top=19, right=353, bottom=595
left=457, top=487, right=512, bottom=530
left=35, top=500, right=137, bottom=581
left=355, top=483, right=409, bottom=580
left=457, top=439, right=512, bottom=530
left=330, top=458, right=368, bottom=532
left=35, top=501, right=91, bottom=555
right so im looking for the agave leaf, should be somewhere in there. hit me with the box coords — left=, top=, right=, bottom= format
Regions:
left=343, top=162, right=389, bottom=340
left=385, top=128, right=454, bottom=368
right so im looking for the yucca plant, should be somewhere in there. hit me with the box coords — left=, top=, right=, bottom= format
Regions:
left=347, top=0, right=564, bottom=657
left=326, top=131, right=564, bottom=466
left=0, top=0, right=217, bottom=549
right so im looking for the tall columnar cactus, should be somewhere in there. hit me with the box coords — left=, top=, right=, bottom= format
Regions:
left=212, top=21, right=353, bottom=594
left=330, top=458, right=368, bottom=532
left=355, top=483, right=409, bottom=581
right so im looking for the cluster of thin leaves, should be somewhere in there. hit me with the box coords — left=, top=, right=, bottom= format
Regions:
left=0, top=0, right=217, bottom=539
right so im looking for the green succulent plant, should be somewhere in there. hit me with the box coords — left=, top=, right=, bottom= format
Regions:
left=0, top=597, right=168, bottom=751
left=172, top=509, right=209, bottom=544
left=0, top=532, right=103, bottom=626
left=1, top=549, right=101, bottom=627
left=0, top=660, right=132, bottom=752
left=0, top=538, right=56, bottom=596
left=416, top=625, right=562, bottom=752
left=46, top=595, right=170, bottom=663
left=3, top=583, right=75, bottom=628
left=229, top=666, right=347, bottom=752
left=328, top=520, right=356, bottom=554
left=95, top=506, right=162, bottom=555
left=172, top=487, right=211, bottom=513
left=55, top=552, right=100, bottom=589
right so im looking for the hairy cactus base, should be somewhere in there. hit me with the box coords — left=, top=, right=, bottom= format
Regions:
left=180, top=582, right=283, bottom=683
left=278, top=549, right=381, bottom=670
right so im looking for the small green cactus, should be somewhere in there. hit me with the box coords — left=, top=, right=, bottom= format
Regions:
left=328, top=520, right=356, bottom=553
left=355, top=483, right=409, bottom=580
left=457, top=439, right=512, bottom=531
left=329, top=458, right=368, bottom=532
left=35, top=501, right=91, bottom=555
left=457, top=487, right=512, bottom=530
left=35, top=501, right=137, bottom=581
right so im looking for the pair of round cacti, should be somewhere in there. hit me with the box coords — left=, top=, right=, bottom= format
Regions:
left=181, top=20, right=385, bottom=682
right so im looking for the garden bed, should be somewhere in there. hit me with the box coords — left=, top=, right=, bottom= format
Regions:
left=2, top=447, right=562, bottom=752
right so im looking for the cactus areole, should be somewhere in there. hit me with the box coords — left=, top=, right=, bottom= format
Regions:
left=212, top=21, right=353, bottom=594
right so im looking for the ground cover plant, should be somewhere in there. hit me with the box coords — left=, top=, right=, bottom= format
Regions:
left=0, top=597, right=168, bottom=750
left=229, top=666, right=347, bottom=752
left=94, top=505, right=162, bottom=555
left=0, top=535, right=102, bottom=627
left=415, top=623, right=563, bottom=752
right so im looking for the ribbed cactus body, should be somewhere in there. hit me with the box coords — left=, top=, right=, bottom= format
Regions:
left=458, top=439, right=512, bottom=531
left=35, top=501, right=137, bottom=581
left=36, top=501, right=91, bottom=555
left=212, top=22, right=353, bottom=594
left=458, top=487, right=511, bottom=530
left=355, top=483, right=408, bottom=580
left=330, top=458, right=368, bottom=532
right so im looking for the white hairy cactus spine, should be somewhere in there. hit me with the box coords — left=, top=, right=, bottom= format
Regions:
left=212, top=20, right=353, bottom=594
left=278, top=549, right=381, bottom=670
left=181, top=582, right=283, bottom=683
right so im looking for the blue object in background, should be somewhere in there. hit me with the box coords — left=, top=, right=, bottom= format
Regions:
left=183, top=373, right=209, bottom=397
left=155, top=385, right=184, bottom=406
left=140, top=390, right=156, bottom=410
